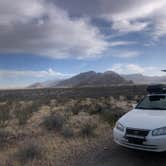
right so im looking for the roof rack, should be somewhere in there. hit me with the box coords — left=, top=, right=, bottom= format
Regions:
left=147, top=84, right=166, bottom=94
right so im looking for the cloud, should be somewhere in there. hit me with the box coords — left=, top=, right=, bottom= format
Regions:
left=152, top=19, right=166, bottom=39
left=112, top=50, right=140, bottom=58
left=53, top=0, right=166, bottom=38
left=106, top=0, right=166, bottom=21
left=0, top=68, right=71, bottom=79
left=110, top=63, right=165, bottom=76
left=0, top=68, right=72, bottom=89
left=0, top=0, right=109, bottom=59
left=1, top=0, right=166, bottom=60
left=103, top=0, right=166, bottom=38
left=112, top=20, right=149, bottom=33
left=100, top=0, right=166, bottom=37
left=109, top=41, right=137, bottom=47
left=0, top=68, right=73, bottom=89
left=53, top=0, right=165, bottom=19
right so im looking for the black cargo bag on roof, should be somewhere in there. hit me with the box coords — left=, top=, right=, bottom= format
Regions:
left=147, top=84, right=166, bottom=94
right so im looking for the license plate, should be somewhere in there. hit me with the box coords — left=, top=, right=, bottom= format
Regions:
left=127, top=137, right=144, bottom=145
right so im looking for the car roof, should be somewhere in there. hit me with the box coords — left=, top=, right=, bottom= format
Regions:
left=147, top=94, right=166, bottom=96
left=147, top=84, right=166, bottom=95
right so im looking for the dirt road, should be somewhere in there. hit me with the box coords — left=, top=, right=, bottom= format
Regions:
left=71, top=137, right=166, bottom=166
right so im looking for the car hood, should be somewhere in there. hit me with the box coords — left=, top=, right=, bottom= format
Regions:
left=119, top=109, right=166, bottom=130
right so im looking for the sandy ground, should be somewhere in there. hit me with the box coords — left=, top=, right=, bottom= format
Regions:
left=69, top=136, right=166, bottom=166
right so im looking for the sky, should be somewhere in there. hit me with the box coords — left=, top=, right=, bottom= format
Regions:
left=1, top=0, right=166, bottom=88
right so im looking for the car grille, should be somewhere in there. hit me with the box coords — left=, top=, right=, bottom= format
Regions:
left=125, top=128, right=150, bottom=145
left=125, top=128, right=149, bottom=137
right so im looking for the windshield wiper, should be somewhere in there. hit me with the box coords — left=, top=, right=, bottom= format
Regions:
left=136, top=107, right=150, bottom=110
left=136, top=107, right=166, bottom=110
left=148, top=107, right=166, bottom=110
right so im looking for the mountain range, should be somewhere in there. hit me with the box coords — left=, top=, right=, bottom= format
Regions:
left=28, top=71, right=132, bottom=88
left=55, top=71, right=132, bottom=88
left=123, top=74, right=166, bottom=84
left=28, top=71, right=166, bottom=89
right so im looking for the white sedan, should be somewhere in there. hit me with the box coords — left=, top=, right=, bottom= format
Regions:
left=113, top=94, right=166, bottom=152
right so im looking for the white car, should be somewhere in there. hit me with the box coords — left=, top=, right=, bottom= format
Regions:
left=113, top=85, right=166, bottom=152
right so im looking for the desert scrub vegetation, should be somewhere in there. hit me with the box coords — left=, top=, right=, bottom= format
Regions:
left=0, top=94, right=139, bottom=165
left=15, top=141, right=42, bottom=164
left=0, top=129, right=13, bottom=147
left=42, top=112, right=65, bottom=131
left=61, top=125, right=74, bottom=138
left=63, top=96, right=130, bottom=127
left=100, top=109, right=125, bottom=127
left=0, top=103, right=10, bottom=127
left=80, top=122, right=97, bottom=137
left=13, top=102, right=40, bottom=125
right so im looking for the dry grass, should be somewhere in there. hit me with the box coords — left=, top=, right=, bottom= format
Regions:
left=0, top=96, right=136, bottom=165
left=14, top=140, right=42, bottom=164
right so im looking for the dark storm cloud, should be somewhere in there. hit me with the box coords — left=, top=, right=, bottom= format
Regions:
left=49, top=0, right=101, bottom=16
left=52, top=0, right=150, bottom=16
left=53, top=0, right=166, bottom=37
left=0, top=0, right=109, bottom=59
left=0, top=0, right=166, bottom=60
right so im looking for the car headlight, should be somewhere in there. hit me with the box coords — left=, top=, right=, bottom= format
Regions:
left=152, top=127, right=166, bottom=136
left=116, top=122, right=125, bottom=132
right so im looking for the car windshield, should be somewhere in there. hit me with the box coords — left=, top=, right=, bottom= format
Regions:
left=136, top=95, right=166, bottom=110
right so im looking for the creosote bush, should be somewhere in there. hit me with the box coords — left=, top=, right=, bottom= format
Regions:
left=68, top=106, right=80, bottom=115
left=61, top=126, right=74, bottom=138
left=0, top=129, right=12, bottom=146
left=0, top=104, right=10, bottom=127
left=80, top=122, right=97, bottom=137
left=14, top=109, right=31, bottom=125
left=43, top=113, right=65, bottom=131
left=15, top=141, right=42, bottom=163
left=101, top=109, right=124, bottom=126
left=14, top=103, right=39, bottom=125
left=87, top=105, right=103, bottom=115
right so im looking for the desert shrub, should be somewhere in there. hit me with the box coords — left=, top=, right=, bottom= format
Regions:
left=15, top=141, right=42, bottom=163
left=61, top=126, right=74, bottom=138
left=126, top=95, right=133, bottom=100
left=67, top=103, right=101, bottom=115
left=0, top=129, right=12, bottom=146
left=43, top=113, right=65, bottom=131
left=0, top=105, right=10, bottom=127
left=14, top=103, right=39, bottom=125
left=69, top=100, right=90, bottom=115
left=29, top=102, right=40, bottom=113
left=87, top=105, right=103, bottom=115
left=14, top=109, right=31, bottom=125
left=65, top=105, right=80, bottom=115
left=71, top=106, right=80, bottom=115
left=101, top=109, right=124, bottom=126
left=80, top=122, right=97, bottom=137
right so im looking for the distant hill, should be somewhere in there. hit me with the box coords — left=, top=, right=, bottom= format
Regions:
left=122, top=74, right=166, bottom=84
left=28, top=82, right=45, bottom=89
left=29, top=71, right=166, bottom=89
left=56, top=71, right=133, bottom=88
left=28, top=79, right=63, bottom=89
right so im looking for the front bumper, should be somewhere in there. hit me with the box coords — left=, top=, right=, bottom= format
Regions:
left=113, top=128, right=166, bottom=152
